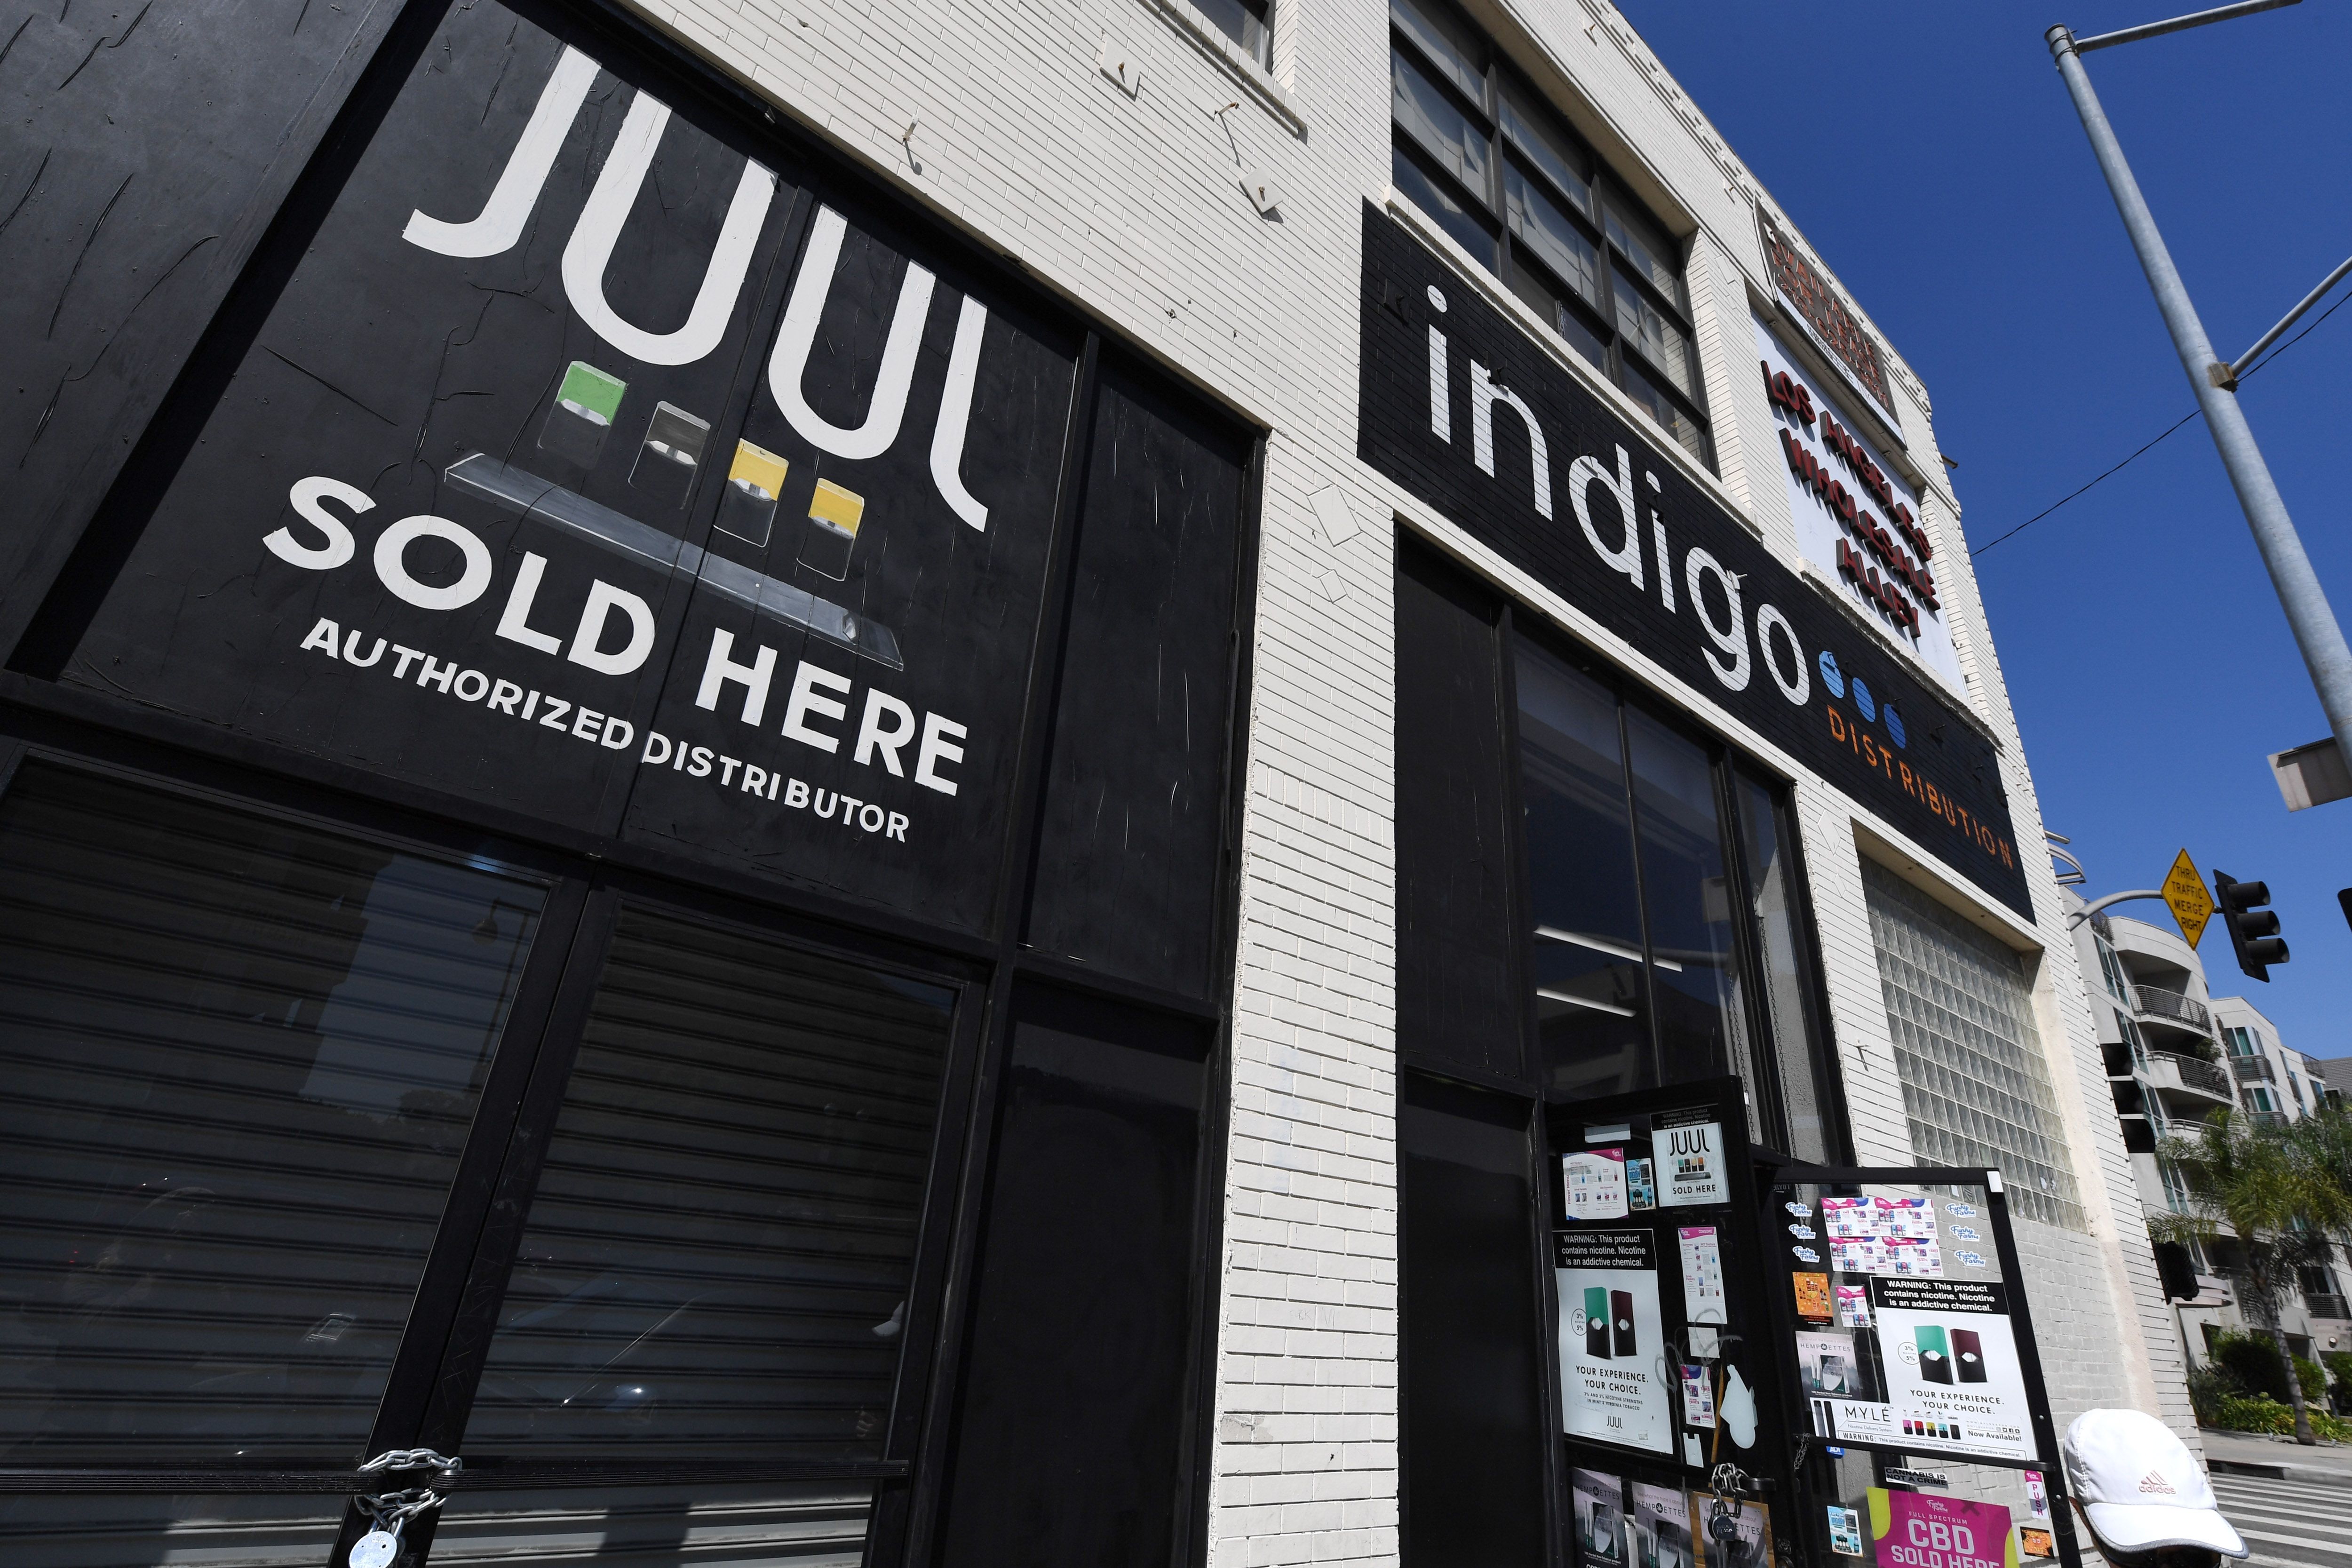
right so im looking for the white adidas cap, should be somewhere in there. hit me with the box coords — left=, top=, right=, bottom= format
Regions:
left=2062, top=1408, right=2248, bottom=1558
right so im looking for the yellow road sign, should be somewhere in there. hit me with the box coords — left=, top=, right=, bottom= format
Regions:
left=2162, top=849, right=2214, bottom=948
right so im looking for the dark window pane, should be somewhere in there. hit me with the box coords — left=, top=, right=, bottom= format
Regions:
left=1506, top=163, right=1602, bottom=309
left=1499, top=85, right=1592, bottom=220
left=1024, top=366, right=1247, bottom=998
left=938, top=986, right=1207, bottom=1568
left=1191, top=0, right=1271, bottom=67
left=464, top=907, right=955, bottom=1465
left=1623, top=709, right=1742, bottom=1090
left=1393, top=47, right=1491, bottom=204
left=1400, top=1073, right=1547, bottom=1568
left=1612, top=266, right=1696, bottom=400
left=1514, top=639, right=1651, bottom=1099
left=1395, top=542, right=1521, bottom=1078
left=1391, top=0, right=1486, bottom=103
left=1737, top=772, right=1836, bottom=1162
left=0, top=763, right=544, bottom=1463
left=1604, top=199, right=1685, bottom=312
left=1394, top=143, right=1498, bottom=267
left=1617, top=359, right=1711, bottom=467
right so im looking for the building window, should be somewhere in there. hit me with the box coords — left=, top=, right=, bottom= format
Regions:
left=2223, top=1025, right=2257, bottom=1057
left=1192, top=0, right=1271, bottom=69
left=1389, top=0, right=1714, bottom=468
left=1861, top=861, right=2087, bottom=1230
left=1517, top=635, right=1836, bottom=1156
left=2093, top=926, right=2134, bottom=1005
left=2245, top=1085, right=2275, bottom=1114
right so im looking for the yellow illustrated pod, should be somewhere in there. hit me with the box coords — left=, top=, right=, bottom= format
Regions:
left=800, top=479, right=866, bottom=580
left=715, top=441, right=789, bottom=547
left=808, top=479, right=866, bottom=535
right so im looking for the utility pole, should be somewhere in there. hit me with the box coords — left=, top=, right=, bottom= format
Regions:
left=2046, top=1, right=2352, bottom=780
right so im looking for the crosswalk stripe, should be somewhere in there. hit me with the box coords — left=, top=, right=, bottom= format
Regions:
left=2215, top=1484, right=2352, bottom=1508
left=2227, top=1514, right=2352, bottom=1540
left=2236, top=1527, right=2352, bottom=1556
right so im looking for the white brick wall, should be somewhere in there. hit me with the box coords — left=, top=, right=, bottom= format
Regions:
left=610, top=0, right=2187, bottom=1558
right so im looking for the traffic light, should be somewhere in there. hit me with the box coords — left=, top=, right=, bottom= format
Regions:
left=2213, top=871, right=2288, bottom=982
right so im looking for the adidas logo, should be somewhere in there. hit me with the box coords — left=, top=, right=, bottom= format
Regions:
left=2137, top=1472, right=2176, bottom=1496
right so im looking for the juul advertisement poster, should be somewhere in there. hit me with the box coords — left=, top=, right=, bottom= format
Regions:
left=64, top=0, right=1082, bottom=933
left=1557, top=1229, right=1670, bottom=1455
left=1808, top=1279, right=2033, bottom=1463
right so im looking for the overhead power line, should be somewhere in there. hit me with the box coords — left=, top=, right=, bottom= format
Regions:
left=1970, top=281, right=2352, bottom=558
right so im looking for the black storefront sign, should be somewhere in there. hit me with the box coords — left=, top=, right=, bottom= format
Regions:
left=37, top=0, right=1232, bottom=943
left=1359, top=208, right=2032, bottom=919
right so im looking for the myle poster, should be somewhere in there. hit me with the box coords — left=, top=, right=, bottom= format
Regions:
left=64, top=0, right=1077, bottom=934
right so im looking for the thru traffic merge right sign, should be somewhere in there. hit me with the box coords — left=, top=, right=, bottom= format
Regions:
left=2162, top=850, right=2214, bottom=948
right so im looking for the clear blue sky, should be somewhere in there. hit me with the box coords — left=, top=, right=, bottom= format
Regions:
left=1617, top=0, right=2352, bottom=1061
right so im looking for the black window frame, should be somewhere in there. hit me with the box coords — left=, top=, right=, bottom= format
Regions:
left=1191, top=0, right=1273, bottom=70
left=1388, top=0, right=1714, bottom=470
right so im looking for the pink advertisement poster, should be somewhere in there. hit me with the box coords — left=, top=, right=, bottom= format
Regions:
left=1869, top=1489, right=2018, bottom=1568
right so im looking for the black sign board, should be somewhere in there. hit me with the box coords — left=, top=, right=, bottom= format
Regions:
left=1358, top=208, right=2031, bottom=918
left=53, top=0, right=1107, bottom=936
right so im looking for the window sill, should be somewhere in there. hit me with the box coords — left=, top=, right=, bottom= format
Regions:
left=1137, top=0, right=1305, bottom=138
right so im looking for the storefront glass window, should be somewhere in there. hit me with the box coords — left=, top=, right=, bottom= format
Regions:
left=1625, top=707, right=1742, bottom=1088
left=0, top=762, right=547, bottom=1465
left=1516, top=642, right=1652, bottom=1101
left=1735, top=771, right=1837, bottom=1164
left=465, top=906, right=954, bottom=1464
left=1861, top=861, right=2087, bottom=1230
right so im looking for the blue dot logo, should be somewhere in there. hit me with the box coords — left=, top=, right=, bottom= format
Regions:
left=1817, top=651, right=1845, bottom=698
left=1851, top=678, right=1876, bottom=722
left=1885, top=704, right=1906, bottom=748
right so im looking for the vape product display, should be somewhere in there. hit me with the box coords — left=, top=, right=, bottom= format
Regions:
left=800, top=477, right=866, bottom=579
left=540, top=360, right=627, bottom=467
left=1953, top=1328, right=1986, bottom=1383
left=630, top=401, right=712, bottom=510
left=715, top=440, right=788, bottom=547
left=1586, top=1287, right=1611, bottom=1358
left=1611, top=1289, right=1637, bottom=1357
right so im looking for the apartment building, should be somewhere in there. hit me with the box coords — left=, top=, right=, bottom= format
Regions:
left=0, top=0, right=2178, bottom=1563
left=2070, top=898, right=2352, bottom=1374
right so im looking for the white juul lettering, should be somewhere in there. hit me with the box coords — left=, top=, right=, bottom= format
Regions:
left=768, top=206, right=934, bottom=462
left=495, top=552, right=565, bottom=655
left=559, top=92, right=777, bottom=366
left=400, top=46, right=776, bottom=368
left=402, top=48, right=599, bottom=258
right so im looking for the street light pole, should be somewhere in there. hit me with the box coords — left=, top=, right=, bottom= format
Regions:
left=2046, top=16, right=2352, bottom=769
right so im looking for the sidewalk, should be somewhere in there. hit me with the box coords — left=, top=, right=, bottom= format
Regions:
left=2196, top=1424, right=2352, bottom=1481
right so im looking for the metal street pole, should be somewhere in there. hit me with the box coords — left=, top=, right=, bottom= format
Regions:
left=2046, top=18, right=2352, bottom=770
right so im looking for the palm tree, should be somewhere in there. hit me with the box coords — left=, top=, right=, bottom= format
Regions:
left=2155, top=1106, right=2352, bottom=1445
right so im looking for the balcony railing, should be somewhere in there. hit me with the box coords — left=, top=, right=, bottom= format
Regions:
left=2248, top=1110, right=2289, bottom=1130
left=2148, top=1050, right=2232, bottom=1097
left=2229, top=1054, right=2277, bottom=1084
left=2133, top=986, right=2211, bottom=1032
left=2306, top=1291, right=2351, bottom=1321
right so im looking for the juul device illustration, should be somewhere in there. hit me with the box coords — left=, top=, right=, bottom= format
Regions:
left=630, top=402, right=712, bottom=510
left=1916, top=1325, right=1953, bottom=1385
left=1610, top=1289, right=1636, bottom=1357
left=1952, top=1328, right=1986, bottom=1383
left=444, top=454, right=905, bottom=669
left=1585, top=1287, right=1610, bottom=1357
left=800, top=479, right=866, bottom=580
left=715, top=441, right=788, bottom=548
left=540, top=361, right=627, bottom=467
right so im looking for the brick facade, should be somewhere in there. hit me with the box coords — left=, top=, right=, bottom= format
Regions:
left=606, top=0, right=2187, bottom=1560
